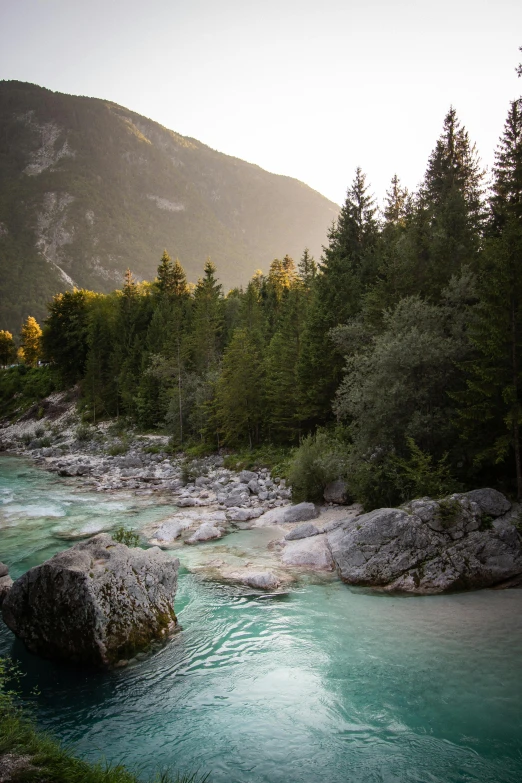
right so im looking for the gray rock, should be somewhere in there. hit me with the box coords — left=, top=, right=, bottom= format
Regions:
left=320, top=518, right=346, bottom=533
left=285, top=523, right=320, bottom=540
left=226, top=507, right=263, bottom=522
left=195, top=476, right=210, bottom=487
left=0, top=562, right=8, bottom=578
left=281, top=535, right=334, bottom=570
left=152, top=520, right=188, bottom=542
left=463, top=488, right=511, bottom=518
left=223, top=492, right=250, bottom=508
left=324, top=480, right=350, bottom=505
left=2, top=534, right=179, bottom=666
left=247, top=479, right=260, bottom=495
left=239, top=571, right=281, bottom=590
left=177, top=497, right=197, bottom=507
left=239, top=470, right=258, bottom=483
left=255, top=502, right=318, bottom=526
left=186, top=523, right=222, bottom=544
left=327, top=494, right=522, bottom=594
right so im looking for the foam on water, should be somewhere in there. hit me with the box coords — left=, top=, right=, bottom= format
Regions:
left=1, top=456, right=522, bottom=783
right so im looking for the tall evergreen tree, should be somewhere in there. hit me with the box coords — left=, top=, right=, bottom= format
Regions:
left=42, top=289, right=94, bottom=385
left=216, top=327, right=265, bottom=447
left=191, top=260, right=223, bottom=373
left=298, top=168, right=379, bottom=426
left=457, top=98, right=522, bottom=496
left=297, top=248, right=317, bottom=287
left=418, top=107, right=485, bottom=293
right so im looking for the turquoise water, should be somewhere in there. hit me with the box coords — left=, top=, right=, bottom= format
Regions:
left=1, top=456, right=522, bottom=783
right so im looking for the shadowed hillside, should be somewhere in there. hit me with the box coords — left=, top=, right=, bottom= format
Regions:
left=0, top=81, right=338, bottom=331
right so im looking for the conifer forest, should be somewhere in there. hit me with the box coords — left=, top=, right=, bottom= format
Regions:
left=3, top=98, right=522, bottom=509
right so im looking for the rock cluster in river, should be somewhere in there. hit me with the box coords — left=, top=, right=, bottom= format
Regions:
left=326, top=489, right=522, bottom=593
left=2, top=534, right=179, bottom=667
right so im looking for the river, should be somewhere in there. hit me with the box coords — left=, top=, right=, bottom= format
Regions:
left=1, top=456, right=521, bottom=783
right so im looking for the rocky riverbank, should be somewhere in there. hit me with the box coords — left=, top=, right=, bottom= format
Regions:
left=0, top=391, right=293, bottom=512
left=2, top=392, right=522, bottom=596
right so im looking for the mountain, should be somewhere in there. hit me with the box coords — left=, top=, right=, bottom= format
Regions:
left=0, top=81, right=339, bottom=332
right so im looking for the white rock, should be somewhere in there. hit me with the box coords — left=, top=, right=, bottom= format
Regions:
left=186, top=523, right=223, bottom=544
left=281, top=535, right=334, bottom=570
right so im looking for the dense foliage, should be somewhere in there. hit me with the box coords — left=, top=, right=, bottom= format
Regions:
left=3, top=86, right=522, bottom=507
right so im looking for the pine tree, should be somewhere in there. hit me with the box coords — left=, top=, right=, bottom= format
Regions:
left=83, top=297, right=118, bottom=422
left=457, top=99, right=522, bottom=496
left=191, top=260, right=223, bottom=373
left=216, top=327, right=265, bottom=447
left=265, top=285, right=307, bottom=442
left=19, top=316, right=42, bottom=367
left=0, top=330, right=16, bottom=367
left=383, top=175, right=409, bottom=229
left=419, top=107, right=485, bottom=293
left=42, top=289, right=94, bottom=385
left=156, top=251, right=189, bottom=300
left=297, top=248, right=317, bottom=287
left=298, top=168, right=379, bottom=426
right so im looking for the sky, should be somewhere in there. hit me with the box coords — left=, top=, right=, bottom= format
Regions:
left=0, top=0, right=521, bottom=206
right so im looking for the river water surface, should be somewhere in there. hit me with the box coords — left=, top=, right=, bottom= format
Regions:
left=1, top=456, right=522, bottom=783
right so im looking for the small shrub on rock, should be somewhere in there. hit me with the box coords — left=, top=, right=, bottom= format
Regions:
left=112, top=526, right=140, bottom=547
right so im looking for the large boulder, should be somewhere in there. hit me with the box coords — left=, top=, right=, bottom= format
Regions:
left=281, top=535, right=334, bottom=570
left=326, top=492, right=522, bottom=593
left=285, top=523, right=320, bottom=540
left=2, top=534, right=179, bottom=667
left=463, top=488, right=511, bottom=517
left=254, top=502, right=318, bottom=527
left=186, top=522, right=223, bottom=544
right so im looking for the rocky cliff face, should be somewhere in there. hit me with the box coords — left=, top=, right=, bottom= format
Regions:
left=2, top=534, right=179, bottom=666
left=0, top=80, right=338, bottom=331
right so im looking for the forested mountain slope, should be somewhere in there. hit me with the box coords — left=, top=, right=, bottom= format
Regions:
left=0, top=81, right=338, bottom=330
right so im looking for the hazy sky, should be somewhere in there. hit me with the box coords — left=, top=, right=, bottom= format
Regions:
left=1, top=0, right=521, bottom=206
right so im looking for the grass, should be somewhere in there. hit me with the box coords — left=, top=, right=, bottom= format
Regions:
left=0, top=659, right=209, bottom=783
left=0, top=365, right=56, bottom=421
left=222, top=444, right=294, bottom=479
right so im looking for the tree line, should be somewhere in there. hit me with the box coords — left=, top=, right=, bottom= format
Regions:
left=3, top=86, right=522, bottom=506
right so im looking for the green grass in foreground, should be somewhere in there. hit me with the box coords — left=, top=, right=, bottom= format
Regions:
left=0, top=660, right=208, bottom=783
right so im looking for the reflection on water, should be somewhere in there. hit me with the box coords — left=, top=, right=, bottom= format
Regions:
left=1, top=456, right=522, bottom=783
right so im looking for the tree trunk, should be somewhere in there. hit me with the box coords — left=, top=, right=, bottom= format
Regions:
left=177, top=339, right=183, bottom=445
left=511, top=296, right=522, bottom=499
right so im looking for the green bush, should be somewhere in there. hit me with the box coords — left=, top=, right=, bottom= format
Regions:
left=350, top=438, right=461, bottom=511
left=144, top=444, right=162, bottom=454
left=222, top=444, right=293, bottom=478
left=287, top=429, right=350, bottom=503
left=0, top=366, right=56, bottom=419
left=76, top=423, right=91, bottom=442
left=112, top=526, right=140, bottom=547
left=108, top=439, right=129, bottom=456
